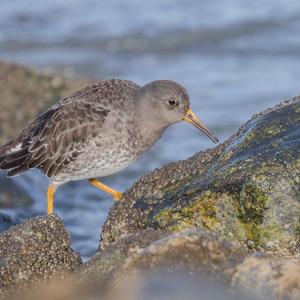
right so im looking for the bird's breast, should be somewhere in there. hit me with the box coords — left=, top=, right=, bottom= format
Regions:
left=50, top=112, right=165, bottom=183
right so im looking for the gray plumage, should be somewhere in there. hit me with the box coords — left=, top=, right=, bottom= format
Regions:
left=0, top=79, right=191, bottom=185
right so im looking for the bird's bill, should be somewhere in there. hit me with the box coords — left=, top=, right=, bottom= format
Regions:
left=183, top=109, right=219, bottom=144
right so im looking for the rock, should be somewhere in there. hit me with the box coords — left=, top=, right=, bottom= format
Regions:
left=80, top=228, right=247, bottom=286
left=0, top=214, right=82, bottom=297
left=100, top=97, right=300, bottom=257
left=99, top=230, right=300, bottom=300
left=22, top=229, right=299, bottom=300
left=0, top=61, right=94, bottom=145
left=78, top=228, right=170, bottom=288
left=232, top=256, right=300, bottom=300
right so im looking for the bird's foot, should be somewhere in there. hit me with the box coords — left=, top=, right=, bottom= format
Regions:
left=113, top=191, right=122, bottom=201
left=89, top=178, right=122, bottom=201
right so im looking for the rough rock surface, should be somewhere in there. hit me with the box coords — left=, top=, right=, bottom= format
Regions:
left=101, top=97, right=300, bottom=257
left=0, top=214, right=82, bottom=297
left=92, top=229, right=299, bottom=300
left=81, top=229, right=247, bottom=286
left=21, top=229, right=299, bottom=300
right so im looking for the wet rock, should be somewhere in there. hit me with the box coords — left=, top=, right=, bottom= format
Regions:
left=0, top=214, right=82, bottom=297
left=0, top=61, right=94, bottom=145
left=101, top=97, right=300, bottom=257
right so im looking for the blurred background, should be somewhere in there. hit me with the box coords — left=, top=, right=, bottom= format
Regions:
left=0, top=0, right=300, bottom=259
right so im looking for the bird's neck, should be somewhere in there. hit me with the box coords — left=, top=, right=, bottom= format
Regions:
left=134, top=99, right=168, bottom=148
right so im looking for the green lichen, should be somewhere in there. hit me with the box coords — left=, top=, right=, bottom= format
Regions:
left=295, top=221, right=300, bottom=242
left=220, top=150, right=234, bottom=162
left=153, top=191, right=218, bottom=232
left=259, top=223, right=288, bottom=243
left=237, top=182, right=270, bottom=224
left=241, top=130, right=257, bottom=146
left=153, top=182, right=292, bottom=250
left=263, top=123, right=283, bottom=137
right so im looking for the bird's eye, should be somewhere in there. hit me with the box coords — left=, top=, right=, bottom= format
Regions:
left=168, top=98, right=177, bottom=106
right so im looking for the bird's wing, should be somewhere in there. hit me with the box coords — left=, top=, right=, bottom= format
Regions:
left=0, top=90, right=110, bottom=178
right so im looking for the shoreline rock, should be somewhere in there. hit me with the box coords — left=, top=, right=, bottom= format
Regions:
left=0, top=214, right=82, bottom=297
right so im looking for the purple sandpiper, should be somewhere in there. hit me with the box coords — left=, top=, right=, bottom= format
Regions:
left=0, top=79, right=218, bottom=214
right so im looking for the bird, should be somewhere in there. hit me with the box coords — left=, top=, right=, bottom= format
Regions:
left=0, top=79, right=218, bottom=214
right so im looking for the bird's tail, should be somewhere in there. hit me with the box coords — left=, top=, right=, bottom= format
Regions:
left=0, top=141, right=30, bottom=177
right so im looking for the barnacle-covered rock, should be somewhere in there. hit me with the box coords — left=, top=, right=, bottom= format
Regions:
left=0, top=214, right=82, bottom=297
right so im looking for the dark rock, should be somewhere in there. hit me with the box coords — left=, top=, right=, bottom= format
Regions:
left=0, top=214, right=82, bottom=297
left=100, top=97, right=300, bottom=257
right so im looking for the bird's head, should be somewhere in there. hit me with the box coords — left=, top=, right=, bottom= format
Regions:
left=139, top=80, right=219, bottom=144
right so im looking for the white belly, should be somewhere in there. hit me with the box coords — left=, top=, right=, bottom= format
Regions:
left=51, top=139, right=138, bottom=185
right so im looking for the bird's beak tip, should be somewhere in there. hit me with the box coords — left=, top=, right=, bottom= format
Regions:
left=183, top=108, right=219, bottom=144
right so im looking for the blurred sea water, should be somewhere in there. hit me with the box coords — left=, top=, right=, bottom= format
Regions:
left=1, top=0, right=300, bottom=259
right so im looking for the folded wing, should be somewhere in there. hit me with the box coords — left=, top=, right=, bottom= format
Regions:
left=0, top=95, right=110, bottom=178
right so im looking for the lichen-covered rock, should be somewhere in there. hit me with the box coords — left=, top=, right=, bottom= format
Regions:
left=0, top=61, right=93, bottom=145
left=101, top=97, right=300, bottom=257
left=0, top=214, right=82, bottom=297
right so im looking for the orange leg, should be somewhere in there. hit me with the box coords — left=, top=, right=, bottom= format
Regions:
left=89, top=178, right=122, bottom=201
left=47, top=184, right=57, bottom=214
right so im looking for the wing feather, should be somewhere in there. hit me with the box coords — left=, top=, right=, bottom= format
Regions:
left=1, top=100, right=109, bottom=177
